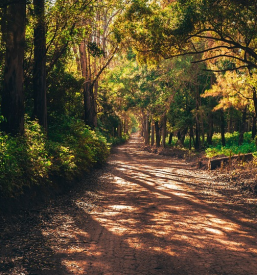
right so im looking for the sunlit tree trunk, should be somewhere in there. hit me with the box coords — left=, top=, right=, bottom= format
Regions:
left=79, top=40, right=96, bottom=128
left=33, top=0, right=47, bottom=130
left=73, top=45, right=81, bottom=73
left=1, top=1, right=26, bottom=135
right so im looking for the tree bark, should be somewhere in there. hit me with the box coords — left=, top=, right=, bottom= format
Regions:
left=162, top=115, right=167, bottom=148
left=207, top=113, right=213, bottom=145
left=252, top=88, right=257, bottom=139
left=151, top=121, right=155, bottom=146
left=144, top=114, right=150, bottom=145
left=220, top=110, right=226, bottom=147
left=195, top=121, right=200, bottom=150
left=33, top=0, right=47, bottom=130
left=168, top=132, right=173, bottom=145
left=79, top=40, right=96, bottom=128
left=155, top=121, right=160, bottom=147
left=239, top=106, right=247, bottom=145
left=1, top=1, right=26, bottom=135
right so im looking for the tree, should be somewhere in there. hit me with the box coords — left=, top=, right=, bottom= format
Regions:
left=77, top=0, right=122, bottom=128
left=1, top=0, right=26, bottom=135
left=118, top=0, right=257, bottom=71
left=33, top=0, right=47, bottom=130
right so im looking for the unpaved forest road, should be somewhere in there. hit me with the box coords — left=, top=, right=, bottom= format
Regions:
left=1, top=134, right=257, bottom=275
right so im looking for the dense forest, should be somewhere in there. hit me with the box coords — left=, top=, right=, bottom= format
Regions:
left=1, top=0, right=257, bottom=198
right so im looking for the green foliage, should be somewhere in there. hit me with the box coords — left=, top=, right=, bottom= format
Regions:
left=205, top=132, right=256, bottom=158
left=0, top=117, right=109, bottom=198
left=108, top=134, right=130, bottom=146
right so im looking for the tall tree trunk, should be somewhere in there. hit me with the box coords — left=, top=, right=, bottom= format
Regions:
left=207, top=113, right=213, bottom=145
left=239, top=106, right=247, bottom=145
left=151, top=121, right=155, bottom=146
left=194, top=85, right=201, bottom=150
left=1, top=1, right=26, bottom=135
left=180, top=127, right=188, bottom=145
left=162, top=115, right=167, bottom=148
left=33, top=0, right=47, bottom=130
left=73, top=45, right=81, bottom=73
left=93, top=59, right=98, bottom=127
left=252, top=88, right=257, bottom=139
left=79, top=40, right=96, bottom=128
left=220, top=110, right=226, bottom=147
left=252, top=115, right=256, bottom=140
left=189, top=128, right=193, bottom=150
left=195, top=122, right=200, bottom=150
left=155, top=121, right=160, bottom=147
left=168, top=132, right=173, bottom=145
left=144, top=114, right=149, bottom=145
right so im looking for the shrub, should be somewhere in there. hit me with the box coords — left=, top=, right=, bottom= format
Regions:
left=205, top=131, right=256, bottom=158
left=0, top=117, right=110, bottom=198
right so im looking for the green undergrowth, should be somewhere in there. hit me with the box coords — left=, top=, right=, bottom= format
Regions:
left=108, top=134, right=130, bottom=145
left=0, top=117, right=110, bottom=198
left=205, top=132, right=256, bottom=158
left=165, top=131, right=256, bottom=158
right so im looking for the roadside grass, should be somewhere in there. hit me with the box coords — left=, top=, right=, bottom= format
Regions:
left=165, top=131, right=257, bottom=158
left=205, top=132, right=256, bottom=158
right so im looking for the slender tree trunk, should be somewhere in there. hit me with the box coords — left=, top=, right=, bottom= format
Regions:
left=168, top=132, right=173, bottom=145
left=162, top=115, right=167, bottom=148
left=239, top=106, right=247, bottom=145
left=79, top=40, right=96, bottom=128
left=189, top=128, right=193, bottom=150
left=195, top=121, right=200, bottom=150
left=177, top=131, right=181, bottom=141
left=155, top=121, right=160, bottom=147
left=33, top=0, right=47, bottom=130
left=252, top=88, right=257, bottom=139
left=180, top=127, right=188, bottom=145
left=144, top=114, right=150, bottom=145
left=151, top=121, right=155, bottom=146
left=221, top=110, right=226, bottom=147
left=117, top=123, right=122, bottom=138
left=73, top=45, right=81, bottom=72
left=207, top=113, right=213, bottom=145
left=1, top=1, right=26, bottom=135
left=252, top=115, right=256, bottom=140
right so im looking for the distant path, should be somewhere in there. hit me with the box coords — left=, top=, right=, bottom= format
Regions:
left=1, top=133, right=257, bottom=275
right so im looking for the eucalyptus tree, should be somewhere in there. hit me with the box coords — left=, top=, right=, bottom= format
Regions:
left=0, top=0, right=26, bottom=135
left=76, top=0, right=127, bottom=128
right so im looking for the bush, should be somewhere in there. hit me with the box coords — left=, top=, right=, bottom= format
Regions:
left=0, top=117, right=110, bottom=198
left=205, top=131, right=256, bottom=158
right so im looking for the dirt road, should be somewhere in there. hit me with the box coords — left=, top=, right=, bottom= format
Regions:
left=1, top=133, right=257, bottom=275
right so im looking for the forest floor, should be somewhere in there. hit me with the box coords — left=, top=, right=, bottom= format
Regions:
left=1, top=133, right=257, bottom=275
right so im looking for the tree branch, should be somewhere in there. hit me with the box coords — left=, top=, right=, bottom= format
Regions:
left=191, top=54, right=257, bottom=69
left=203, top=65, right=250, bottom=72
